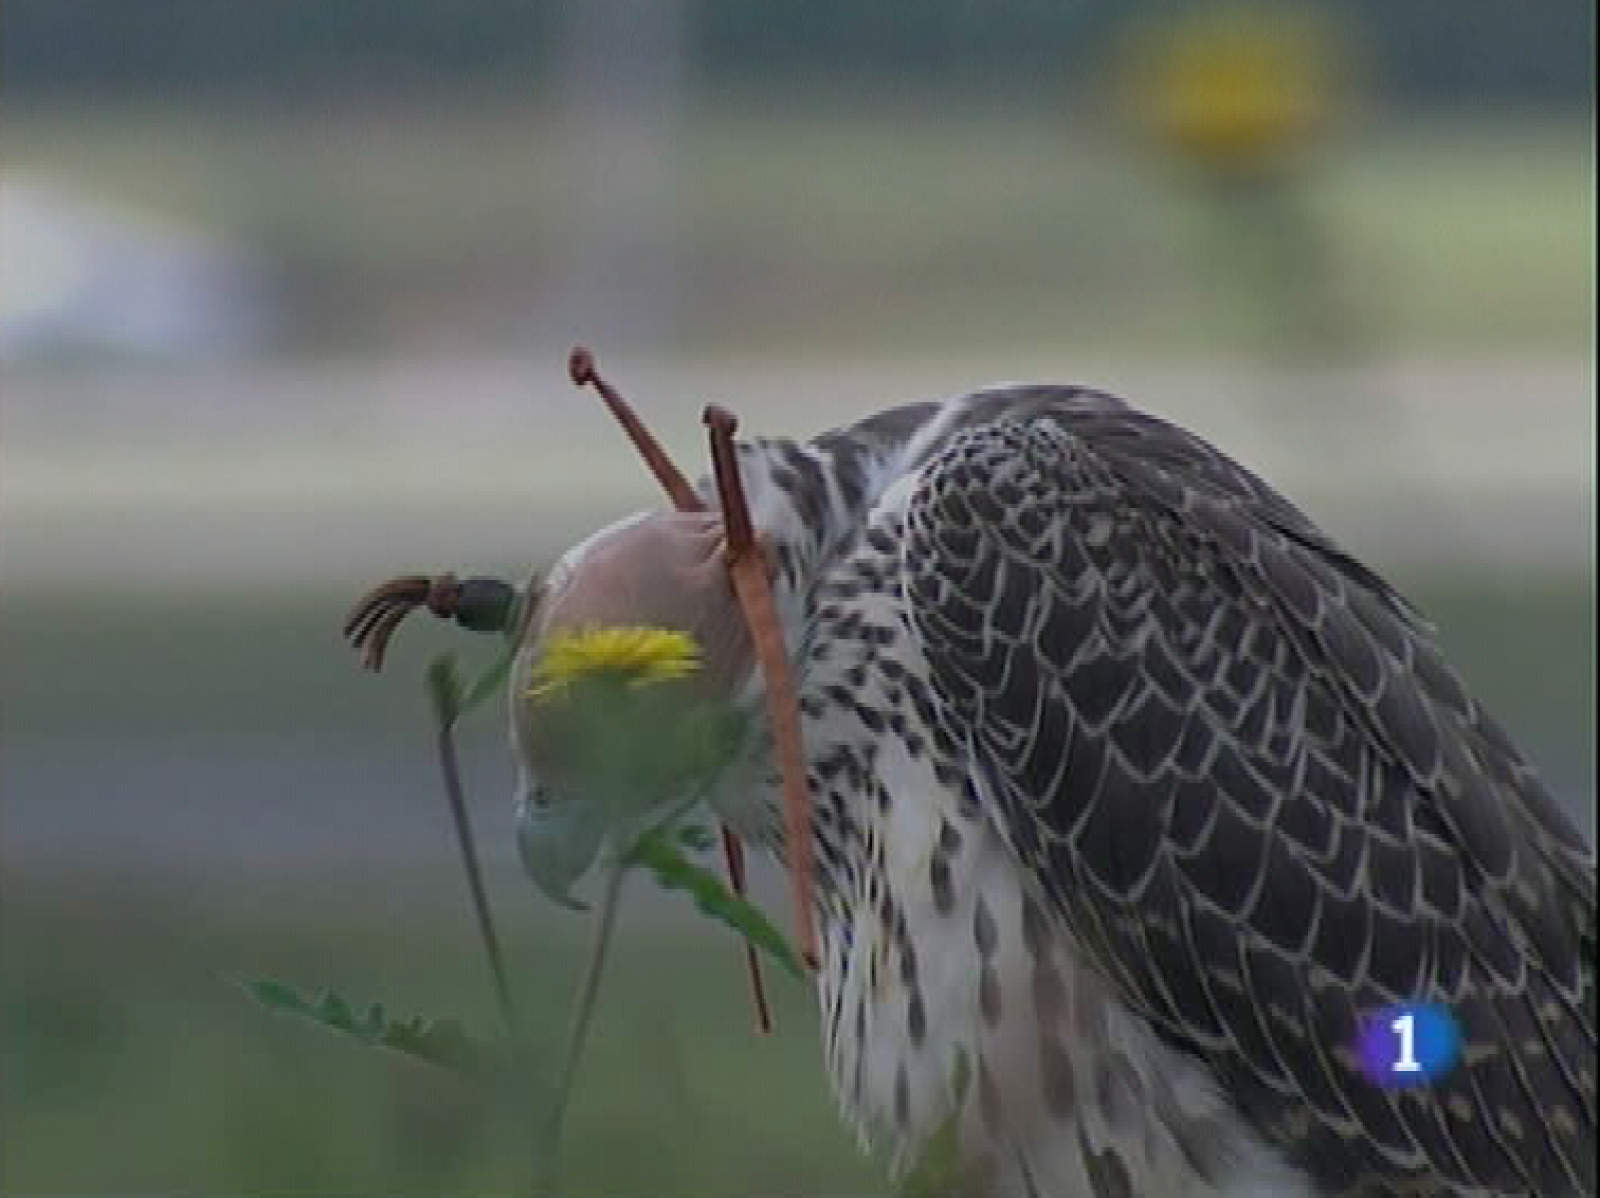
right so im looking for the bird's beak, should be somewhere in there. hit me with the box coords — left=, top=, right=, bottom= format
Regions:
left=514, top=780, right=606, bottom=911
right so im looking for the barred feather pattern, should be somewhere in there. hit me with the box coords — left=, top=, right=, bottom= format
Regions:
left=701, top=385, right=1595, bottom=1197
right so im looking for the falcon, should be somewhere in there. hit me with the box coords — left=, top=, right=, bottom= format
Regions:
left=347, top=354, right=1595, bottom=1197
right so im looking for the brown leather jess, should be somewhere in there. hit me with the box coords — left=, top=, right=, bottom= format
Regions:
left=566, top=349, right=820, bottom=1011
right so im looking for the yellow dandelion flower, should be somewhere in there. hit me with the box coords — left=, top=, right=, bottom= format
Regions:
left=1120, top=7, right=1343, bottom=168
left=529, top=626, right=702, bottom=700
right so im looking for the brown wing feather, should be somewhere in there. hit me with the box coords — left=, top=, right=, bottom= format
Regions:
left=901, top=399, right=1595, bottom=1196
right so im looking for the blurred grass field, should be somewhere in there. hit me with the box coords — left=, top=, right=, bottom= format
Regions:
left=5, top=883, right=880, bottom=1195
left=3, top=98, right=1594, bottom=1195
left=4, top=572, right=1592, bottom=1194
left=0, top=582, right=881, bottom=1194
left=7, top=103, right=1593, bottom=355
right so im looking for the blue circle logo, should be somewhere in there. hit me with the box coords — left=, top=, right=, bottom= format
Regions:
left=1356, top=1002, right=1460, bottom=1088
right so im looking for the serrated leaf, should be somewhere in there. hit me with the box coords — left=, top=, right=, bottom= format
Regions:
left=245, top=977, right=303, bottom=1012
left=623, top=829, right=803, bottom=978
left=315, top=988, right=354, bottom=1028
left=237, top=978, right=506, bottom=1080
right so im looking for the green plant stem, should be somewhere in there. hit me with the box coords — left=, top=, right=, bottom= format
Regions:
left=537, top=860, right=626, bottom=1197
left=430, top=660, right=518, bottom=1039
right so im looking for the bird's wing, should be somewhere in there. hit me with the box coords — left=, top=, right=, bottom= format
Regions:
left=898, top=401, right=1595, bottom=1196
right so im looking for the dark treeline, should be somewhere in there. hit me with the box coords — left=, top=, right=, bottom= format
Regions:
left=5, top=0, right=1593, bottom=109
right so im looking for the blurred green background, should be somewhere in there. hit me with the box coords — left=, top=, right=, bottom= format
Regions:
left=3, top=3, right=1593, bottom=1194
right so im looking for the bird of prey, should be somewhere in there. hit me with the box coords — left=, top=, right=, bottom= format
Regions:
left=347, top=359, right=1595, bottom=1197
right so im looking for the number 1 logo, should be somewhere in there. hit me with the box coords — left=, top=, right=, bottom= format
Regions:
left=1391, top=1011, right=1421, bottom=1073
left=1358, top=1002, right=1459, bottom=1088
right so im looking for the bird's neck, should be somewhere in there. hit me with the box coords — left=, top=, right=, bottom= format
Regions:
left=701, top=400, right=947, bottom=637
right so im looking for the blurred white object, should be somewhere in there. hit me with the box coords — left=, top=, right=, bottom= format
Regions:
left=1, top=175, right=273, bottom=361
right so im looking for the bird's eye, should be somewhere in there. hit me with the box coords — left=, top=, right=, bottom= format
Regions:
left=517, top=770, right=557, bottom=811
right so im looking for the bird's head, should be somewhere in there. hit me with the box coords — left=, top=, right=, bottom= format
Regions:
left=507, top=508, right=759, bottom=907
left=344, top=348, right=819, bottom=967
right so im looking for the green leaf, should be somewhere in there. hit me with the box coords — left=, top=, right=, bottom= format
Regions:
left=461, top=644, right=516, bottom=714
left=675, top=823, right=718, bottom=854
left=427, top=645, right=514, bottom=728
left=237, top=977, right=507, bottom=1080
left=315, top=988, right=353, bottom=1028
left=426, top=655, right=462, bottom=728
left=623, top=829, right=803, bottom=979
left=244, top=976, right=302, bottom=1010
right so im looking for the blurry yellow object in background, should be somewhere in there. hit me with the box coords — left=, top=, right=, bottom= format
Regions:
left=1120, top=4, right=1350, bottom=171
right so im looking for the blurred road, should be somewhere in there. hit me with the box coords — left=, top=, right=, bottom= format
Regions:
left=4, top=352, right=1593, bottom=590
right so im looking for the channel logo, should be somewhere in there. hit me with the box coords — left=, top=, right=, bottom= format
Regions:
left=1356, top=1002, right=1460, bottom=1089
